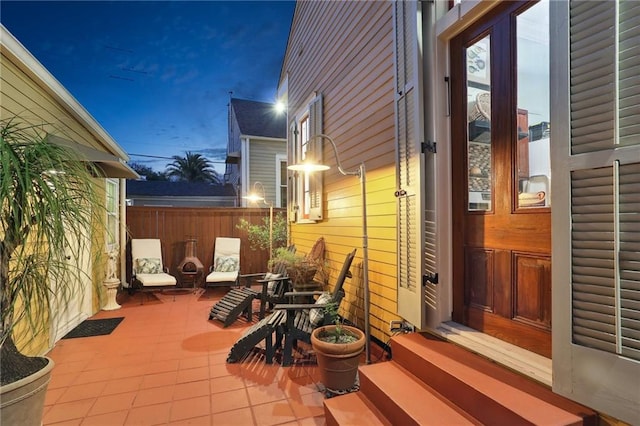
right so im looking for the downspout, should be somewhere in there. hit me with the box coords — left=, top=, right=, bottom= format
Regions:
left=119, top=178, right=128, bottom=287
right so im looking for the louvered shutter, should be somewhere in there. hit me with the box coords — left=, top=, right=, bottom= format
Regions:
left=553, top=1, right=640, bottom=421
left=288, top=120, right=299, bottom=222
left=569, top=0, right=640, bottom=362
left=308, top=94, right=324, bottom=220
left=395, top=0, right=426, bottom=327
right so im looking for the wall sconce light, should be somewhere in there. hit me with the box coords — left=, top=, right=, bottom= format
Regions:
left=243, top=181, right=274, bottom=260
left=288, top=133, right=371, bottom=364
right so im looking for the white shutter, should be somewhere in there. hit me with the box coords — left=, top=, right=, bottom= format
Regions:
left=394, top=0, right=426, bottom=327
left=553, top=1, right=640, bottom=422
left=288, top=120, right=299, bottom=222
left=308, top=94, right=324, bottom=220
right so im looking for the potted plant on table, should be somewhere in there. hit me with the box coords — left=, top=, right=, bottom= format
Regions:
left=1, top=119, right=105, bottom=425
left=311, top=301, right=366, bottom=393
left=268, top=247, right=325, bottom=291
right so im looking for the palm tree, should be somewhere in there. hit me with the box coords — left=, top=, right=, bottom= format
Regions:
left=165, top=152, right=220, bottom=183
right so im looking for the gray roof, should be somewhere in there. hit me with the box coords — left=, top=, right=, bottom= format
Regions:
left=126, top=180, right=236, bottom=197
left=230, top=98, right=286, bottom=139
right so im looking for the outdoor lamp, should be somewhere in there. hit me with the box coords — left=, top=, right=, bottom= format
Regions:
left=288, top=133, right=371, bottom=364
left=243, top=181, right=274, bottom=260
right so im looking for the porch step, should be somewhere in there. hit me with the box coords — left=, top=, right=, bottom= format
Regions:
left=324, top=333, right=598, bottom=425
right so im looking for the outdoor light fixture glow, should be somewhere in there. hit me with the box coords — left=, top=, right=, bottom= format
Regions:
left=274, top=100, right=286, bottom=114
left=243, top=182, right=274, bottom=259
left=287, top=133, right=371, bottom=364
left=286, top=162, right=330, bottom=173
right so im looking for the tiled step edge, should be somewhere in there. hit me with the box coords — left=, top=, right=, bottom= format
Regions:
left=391, top=333, right=597, bottom=426
left=324, top=392, right=391, bottom=426
left=357, top=362, right=480, bottom=425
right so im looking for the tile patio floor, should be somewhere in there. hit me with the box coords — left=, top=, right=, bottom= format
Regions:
left=42, top=287, right=335, bottom=426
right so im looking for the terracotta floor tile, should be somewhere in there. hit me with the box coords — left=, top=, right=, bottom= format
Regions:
left=44, top=291, right=329, bottom=425
left=45, top=387, right=66, bottom=406
left=140, top=371, right=178, bottom=389
left=172, top=379, right=211, bottom=400
left=42, top=399, right=95, bottom=424
left=133, top=385, right=174, bottom=407
left=145, top=359, right=180, bottom=375
left=210, top=374, right=245, bottom=394
left=178, top=355, right=210, bottom=370
left=211, top=406, right=255, bottom=426
left=44, top=418, right=83, bottom=426
left=168, top=414, right=211, bottom=425
left=101, top=376, right=143, bottom=396
left=57, top=381, right=107, bottom=403
left=297, top=416, right=325, bottom=426
left=247, top=382, right=288, bottom=406
left=169, top=395, right=210, bottom=422
left=71, top=367, right=114, bottom=385
left=87, top=391, right=136, bottom=416
left=287, top=391, right=325, bottom=419
left=48, top=371, right=79, bottom=390
left=250, top=400, right=297, bottom=426
left=124, top=403, right=171, bottom=426
left=210, top=388, right=250, bottom=414
left=176, top=365, right=210, bottom=384
left=81, top=409, right=129, bottom=425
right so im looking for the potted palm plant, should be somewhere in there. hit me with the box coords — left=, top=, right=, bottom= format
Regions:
left=311, top=301, right=365, bottom=393
left=1, top=119, right=105, bottom=425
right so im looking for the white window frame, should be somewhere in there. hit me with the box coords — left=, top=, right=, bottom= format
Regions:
left=105, top=178, right=119, bottom=252
left=290, top=93, right=323, bottom=222
left=276, top=153, right=287, bottom=209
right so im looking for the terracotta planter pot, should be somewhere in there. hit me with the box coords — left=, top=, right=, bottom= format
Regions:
left=311, top=325, right=365, bottom=392
left=0, top=357, right=54, bottom=426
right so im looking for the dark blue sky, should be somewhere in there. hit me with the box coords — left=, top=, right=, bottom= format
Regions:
left=1, top=1, right=295, bottom=174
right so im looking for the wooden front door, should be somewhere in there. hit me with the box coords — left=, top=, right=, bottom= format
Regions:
left=450, top=0, right=552, bottom=357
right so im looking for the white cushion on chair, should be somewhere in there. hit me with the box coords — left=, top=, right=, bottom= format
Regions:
left=206, top=237, right=241, bottom=284
left=206, top=270, right=238, bottom=283
left=309, top=292, right=333, bottom=326
left=131, top=239, right=178, bottom=288
left=264, top=273, right=281, bottom=292
left=136, top=273, right=177, bottom=287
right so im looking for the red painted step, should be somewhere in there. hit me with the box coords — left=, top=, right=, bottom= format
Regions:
left=324, top=333, right=598, bottom=425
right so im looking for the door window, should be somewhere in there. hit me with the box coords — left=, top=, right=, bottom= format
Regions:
left=467, top=35, right=492, bottom=211
left=516, top=1, right=551, bottom=209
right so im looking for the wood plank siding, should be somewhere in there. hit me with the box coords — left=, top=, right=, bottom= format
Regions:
left=282, top=1, right=402, bottom=343
left=126, top=207, right=284, bottom=285
left=249, top=140, right=284, bottom=205
left=1, top=50, right=115, bottom=155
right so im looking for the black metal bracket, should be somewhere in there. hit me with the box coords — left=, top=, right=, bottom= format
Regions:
left=422, top=141, right=437, bottom=154
left=423, top=273, right=438, bottom=285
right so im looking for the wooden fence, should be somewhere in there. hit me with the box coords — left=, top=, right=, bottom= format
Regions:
left=125, top=206, right=285, bottom=286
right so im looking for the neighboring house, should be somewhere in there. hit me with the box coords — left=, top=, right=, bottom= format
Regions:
left=0, top=25, right=138, bottom=351
left=224, top=98, right=287, bottom=207
left=126, top=180, right=237, bottom=207
left=277, top=1, right=639, bottom=423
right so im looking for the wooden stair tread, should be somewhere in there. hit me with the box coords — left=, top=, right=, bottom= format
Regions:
left=391, top=333, right=596, bottom=425
left=324, top=392, right=391, bottom=426
left=358, top=362, right=479, bottom=425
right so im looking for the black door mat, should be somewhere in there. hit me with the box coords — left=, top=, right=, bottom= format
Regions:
left=62, top=317, right=124, bottom=339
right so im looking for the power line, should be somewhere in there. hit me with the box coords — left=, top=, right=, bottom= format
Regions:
left=128, top=153, right=226, bottom=163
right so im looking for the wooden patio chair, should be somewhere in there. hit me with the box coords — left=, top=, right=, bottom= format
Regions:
left=273, top=248, right=357, bottom=366
left=209, top=244, right=294, bottom=327
left=239, top=244, right=296, bottom=319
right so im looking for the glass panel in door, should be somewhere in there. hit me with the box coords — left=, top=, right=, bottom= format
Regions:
left=467, top=35, right=492, bottom=211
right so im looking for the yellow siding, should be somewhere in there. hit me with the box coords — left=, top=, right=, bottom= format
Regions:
left=2, top=44, right=112, bottom=354
left=284, top=1, right=401, bottom=344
